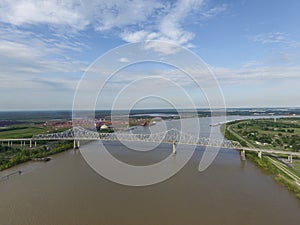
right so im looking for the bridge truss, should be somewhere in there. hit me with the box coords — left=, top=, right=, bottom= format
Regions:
left=32, top=127, right=243, bottom=149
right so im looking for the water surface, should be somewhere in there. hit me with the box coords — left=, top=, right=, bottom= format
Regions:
left=0, top=116, right=299, bottom=225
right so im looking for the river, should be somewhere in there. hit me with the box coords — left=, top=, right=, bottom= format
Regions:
left=0, top=116, right=299, bottom=225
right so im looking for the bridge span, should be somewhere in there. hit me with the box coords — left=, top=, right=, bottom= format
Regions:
left=1, top=127, right=300, bottom=162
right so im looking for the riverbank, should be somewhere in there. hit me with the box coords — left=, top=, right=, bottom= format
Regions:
left=222, top=120, right=300, bottom=200
left=2, top=129, right=300, bottom=225
left=0, top=141, right=73, bottom=171
left=1, top=116, right=300, bottom=225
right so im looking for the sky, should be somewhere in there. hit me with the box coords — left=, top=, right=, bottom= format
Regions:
left=0, top=0, right=299, bottom=110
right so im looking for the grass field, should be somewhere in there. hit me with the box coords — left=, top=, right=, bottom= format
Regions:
left=0, top=124, right=68, bottom=139
left=227, top=117, right=300, bottom=151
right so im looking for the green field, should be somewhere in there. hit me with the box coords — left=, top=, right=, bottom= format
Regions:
left=226, top=117, right=300, bottom=151
left=0, top=124, right=68, bottom=139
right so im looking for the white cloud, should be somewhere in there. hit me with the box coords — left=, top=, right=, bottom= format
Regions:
left=200, top=4, right=227, bottom=18
left=0, top=40, right=41, bottom=60
left=0, top=0, right=233, bottom=110
left=212, top=65, right=300, bottom=86
left=118, top=57, right=130, bottom=63
left=120, top=0, right=209, bottom=54
left=143, top=41, right=182, bottom=55
left=80, top=62, right=300, bottom=91
left=91, top=0, right=164, bottom=31
left=248, top=32, right=286, bottom=44
left=119, top=1, right=226, bottom=54
left=0, top=0, right=227, bottom=54
left=121, top=30, right=149, bottom=43
left=0, top=0, right=165, bottom=31
left=0, top=25, right=88, bottom=89
left=158, top=0, right=202, bottom=45
left=247, top=32, right=300, bottom=66
left=0, top=0, right=88, bottom=29
left=242, top=60, right=263, bottom=68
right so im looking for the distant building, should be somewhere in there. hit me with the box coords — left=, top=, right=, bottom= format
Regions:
left=100, top=124, right=108, bottom=130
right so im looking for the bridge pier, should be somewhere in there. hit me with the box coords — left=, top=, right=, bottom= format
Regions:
left=172, top=142, right=177, bottom=155
left=29, top=140, right=32, bottom=148
left=258, top=151, right=262, bottom=159
left=73, top=140, right=79, bottom=149
left=288, top=155, right=293, bottom=163
left=35, top=141, right=37, bottom=147
left=240, top=150, right=246, bottom=161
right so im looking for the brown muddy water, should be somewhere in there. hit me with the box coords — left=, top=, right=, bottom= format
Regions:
left=0, top=117, right=299, bottom=225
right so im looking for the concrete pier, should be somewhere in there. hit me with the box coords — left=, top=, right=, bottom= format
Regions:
left=73, top=140, right=79, bottom=149
left=258, top=151, right=262, bottom=159
left=172, top=142, right=177, bottom=155
left=241, top=150, right=246, bottom=161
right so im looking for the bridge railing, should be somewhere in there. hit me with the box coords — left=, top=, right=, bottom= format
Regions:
left=32, top=127, right=242, bottom=149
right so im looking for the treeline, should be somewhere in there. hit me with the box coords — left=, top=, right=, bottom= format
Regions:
left=0, top=141, right=73, bottom=171
left=240, top=119, right=300, bottom=129
left=0, top=126, right=29, bottom=132
left=231, top=119, right=300, bottom=151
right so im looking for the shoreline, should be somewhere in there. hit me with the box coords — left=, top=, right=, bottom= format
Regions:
left=0, top=141, right=73, bottom=171
left=221, top=119, right=300, bottom=200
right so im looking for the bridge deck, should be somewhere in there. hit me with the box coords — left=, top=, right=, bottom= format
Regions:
left=0, top=127, right=299, bottom=157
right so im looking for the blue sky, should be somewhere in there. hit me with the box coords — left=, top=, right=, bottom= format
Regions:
left=0, top=0, right=299, bottom=110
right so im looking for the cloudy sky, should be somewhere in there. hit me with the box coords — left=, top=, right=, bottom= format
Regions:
left=0, top=0, right=299, bottom=110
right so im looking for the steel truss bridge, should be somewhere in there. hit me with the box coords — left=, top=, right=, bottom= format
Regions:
left=33, top=127, right=243, bottom=149
left=1, top=127, right=300, bottom=161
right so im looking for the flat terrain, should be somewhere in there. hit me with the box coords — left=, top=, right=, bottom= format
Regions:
left=227, top=117, right=300, bottom=151
left=0, top=124, right=54, bottom=139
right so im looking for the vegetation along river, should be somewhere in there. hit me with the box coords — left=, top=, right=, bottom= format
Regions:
left=0, top=116, right=299, bottom=225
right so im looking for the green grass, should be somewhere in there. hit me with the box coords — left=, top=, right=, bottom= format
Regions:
left=292, top=162, right=300, bottom=172
left=228, top=118, right=300, bottom=151
left=0, top=127, right=47, bottom=138
left=0, top=124, right=69, bottom=139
